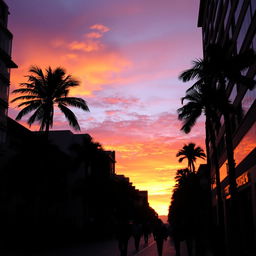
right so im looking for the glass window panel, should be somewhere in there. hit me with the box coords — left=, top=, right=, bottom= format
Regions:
left=234, top=122, right=256, bottom=166
left=253, top=34, right=256, bottom=51
left=241, top=88, right=256, bottom=115
left=251, top=0, right=256, bottom=14
left=214, top=1, right=220, bottom=29
left=229, top=26, right=233, bottom=39
left=212, top=174, right=216, bottom=189
left=229, top=84, right=237, bottom=103
left=235, top=0, right=244, bottom=23
left=241, top=67, right=249, bottom=76
left=237, top=5, right=251, bottom=52
left=220, top=115, right=224, bottom=126
left=224, top=0, right=231, bottom=28
left=220, top=160, right=228, bottom=181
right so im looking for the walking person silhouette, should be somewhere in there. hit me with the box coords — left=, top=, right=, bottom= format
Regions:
left=153, top=219, right=168, bottom=256
left=116, top=219, right=132, bottom=256
left=132, top=221, right=142, bottom=252
left=143, top=221, right=151, bottom=245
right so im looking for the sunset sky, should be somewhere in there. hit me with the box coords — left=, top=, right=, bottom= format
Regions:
left=7, top=0, right=206, bottom=215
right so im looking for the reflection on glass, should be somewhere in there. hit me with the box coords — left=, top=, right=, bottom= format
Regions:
left=251, top=0, right=256, bottom=14
left=229, top=27, right=233, bottom=39
left=253, top=34, right=256, bottom=51
left=241, top=89, right=256, bottom=116
left=220, top=115, right=224, bottom=126
left=229, top=84, right=237, bottom=103
left=241, top=67, right=249, bottom=76
left=214, top=1, right=220, bottom=29
left=224, top=185, right=230, bottom=199
left=234, top=122, right=256, bottom=166
left=220, top=160, right=228, bottom=181
left=224, top=0, right=231, bottom=28
left=236, top=171, right=249, bottom=187
left=212, top=174, right=216, bottom=189
left=237, top=5, right=251, bottom=52
left=235, top=0, right=244, bottom=22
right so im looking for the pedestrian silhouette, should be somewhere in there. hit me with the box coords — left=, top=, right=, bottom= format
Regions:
left=153, top=219, right=167, bottom=256
left=116, top=219, right=132, bottom=256
left=143, top=222, right=151, bottom=245
left=132, top=221, right=142, bottom=252
left=169, top=223, right=182, bottom=256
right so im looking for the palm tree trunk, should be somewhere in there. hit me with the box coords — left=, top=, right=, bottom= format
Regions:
left=206, top=115, right=226, bottom=255
left=45, top=122, right=50, bottom=141
left=223, top=112, right=237, bottom=199
left=223, top=111, right=241, bottom=256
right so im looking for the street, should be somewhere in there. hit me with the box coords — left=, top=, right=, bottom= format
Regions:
left=2, top=236, right=189, bottom=256
left=31, top=236, right=188, bottom=256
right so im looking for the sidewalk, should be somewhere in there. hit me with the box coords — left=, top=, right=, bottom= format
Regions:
left=134, top=237, right=188, bottom=256
left=1, top=236, right=189, bottom=256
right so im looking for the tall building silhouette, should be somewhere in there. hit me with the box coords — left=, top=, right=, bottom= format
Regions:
left=0, top=0, right=17, bottom=145
left=198, top=0, right=256, bottom=254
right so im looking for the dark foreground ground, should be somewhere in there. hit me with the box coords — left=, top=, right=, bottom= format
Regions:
left=1, top=236, right=190, bottom=256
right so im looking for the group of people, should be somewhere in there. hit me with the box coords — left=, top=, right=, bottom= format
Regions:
left=116, top=218, right=168, bottom=256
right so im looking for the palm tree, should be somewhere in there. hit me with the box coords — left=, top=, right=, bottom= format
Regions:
left=179, top=41, right=256, bottom=255
left=169, top=168, right=202, bottom=256
left=176, top=143, right=206, bottom=172
left=177, top=85, right=237, bottom=254
left=11, top=66, right=89, bottom=137
left=179, top=41, right=256, bottom=201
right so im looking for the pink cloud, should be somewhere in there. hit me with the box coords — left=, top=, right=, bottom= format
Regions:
left=85, top=32, right=103, bottom=39
left=90, top=24, right=110, bottom=33
left=69, top=40, right=103, bottom=52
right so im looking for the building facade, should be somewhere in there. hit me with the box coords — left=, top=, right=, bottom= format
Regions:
left=198, top=0, right=256, bottom=254
left=0, top=0, right=17, bottom=146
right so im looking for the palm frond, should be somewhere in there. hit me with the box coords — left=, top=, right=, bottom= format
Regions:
left=15, top=102, right=41, bottom=121
left=11, top=95, right=39, bottom=103
left=56, top=97, right=90, bottom=111
left=16, top=99, right=41, bottom=108
left=27, top=106, right=44, bottom=125
left=58, top=104, right=80, bottom=130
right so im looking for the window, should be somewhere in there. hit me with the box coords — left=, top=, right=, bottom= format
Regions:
left=234, top=122, right=256, bottom=166
left=253, top=34, right=256, bottom=51
left=214, top=1, right=221, bottom=30
left=251, top=0, right=256, bottom=14
left=241, top=67, right=249, bottom=76
left=220, top=115, right=224, bottom=126
left=236, top=5, right=251, bottom=52
left=229, top=84, right=237, bottom=103
left=220, top=160, right=228, bottom=181
left=229, top=26, right=233, bottom=39
left=235, top=0, right=244, bottom=23
left=241, top=89, right=256, bottom=116
left=224, top=0, right=231, bottom=28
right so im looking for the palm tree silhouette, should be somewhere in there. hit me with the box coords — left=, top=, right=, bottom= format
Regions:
left=11, top=66, right=89, bottom=137
left=176, top=143, right=205, bottom=172
left=179, top=41, right=256, bottom=200
left=177, top=86, right=237, bottom=250
left=169, top=168, right=201, bottom=256
left=179, top=41, right=256, bottom=255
